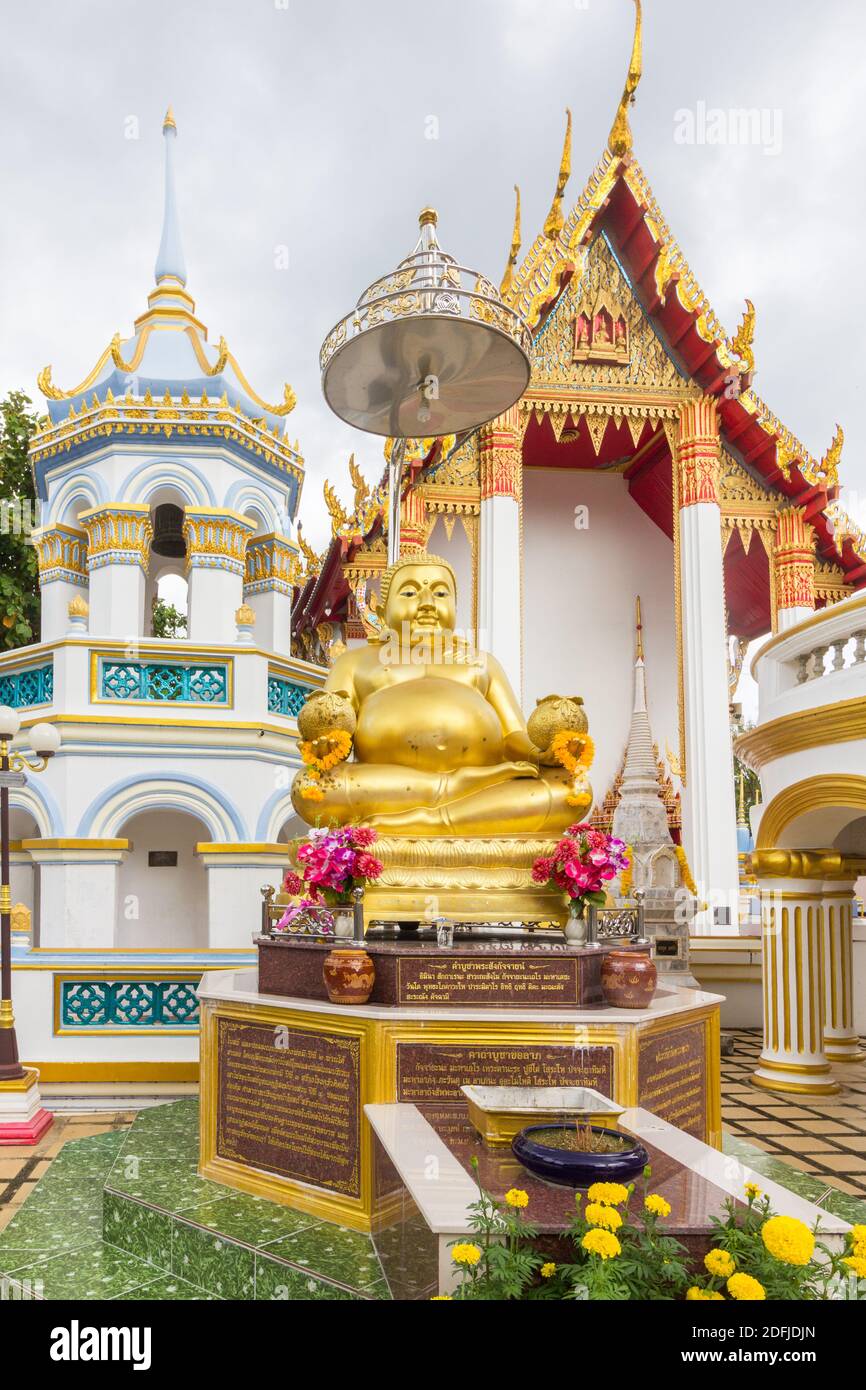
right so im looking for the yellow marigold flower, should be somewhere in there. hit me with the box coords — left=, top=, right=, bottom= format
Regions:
left=744, top=1182, right=762, bottom=1201
left=451, top=1242, right=482, bottom=1267
left=586, top=1182, right=629, bottom=1207
left=644, top=1193, right=671, bottom=1218
left=581, top=1228, right=621, bottom=1260
left=705, top=1291, right=724, bottom=1300
left=585, top=1202, right=623, bottom=1231
left=704, top=1248, right=735, bottom=1278
left=430, top=1294, right=452, bottom=1300
left=540, top=1262, right=556, bottom=1278
left=851, top=1225, right=866, bottom=1256
left=504, top=1188, right=529, bottom=1209
left=843, top=1255, right=866, bottom=1279
left=686, top=1286, right=708, bottom=1300
left=727, top=1272, right=766, bottom=1301
left=761, top=1215, right=815, bottom=1267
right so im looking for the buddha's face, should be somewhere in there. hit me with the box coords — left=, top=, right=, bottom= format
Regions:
left=385, top=563, right=456, bottom=640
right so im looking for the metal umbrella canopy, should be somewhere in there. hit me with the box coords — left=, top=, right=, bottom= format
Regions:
left=320, top=209, right=532, bottom=439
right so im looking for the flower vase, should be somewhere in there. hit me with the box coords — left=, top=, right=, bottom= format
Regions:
left=564, top=902, right=587, bottom=945
left=333, top=908, right=353, bottom=940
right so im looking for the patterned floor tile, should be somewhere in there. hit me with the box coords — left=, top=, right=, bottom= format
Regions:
left=179, top=1191, right=319, bottom=1247
left=170, top=1219, right=255, bottom=1299
left=254, top=1254, right=360, bottom=1301
left=111, top=1272, right=221, bottom=1301
left=264, top=1221, right=385, bottom=1293
left=103, top=1190, right=172, bottom=1268
left=6, top=1240, right=164, bottom=1301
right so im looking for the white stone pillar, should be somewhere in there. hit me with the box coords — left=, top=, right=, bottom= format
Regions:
left=478, top=406, right=522, bottom=700
left=79, top=505, right=152, bottom=639
left=244, top=533, right=300, bottom=656
left=676, top=398, right=739, bottom=930
left=822, top=865, right=866, bottom=1062
left=749, top=850, right=839, bottom=1096
left=32, top=524, right=88, bottom=642
left=184, top=509, right=256, bottom=646
left=772, top=507, right=815, bottom=633
left=22, top=839, right=129, bottom=949
left=196, top=844, right=289, bottom=948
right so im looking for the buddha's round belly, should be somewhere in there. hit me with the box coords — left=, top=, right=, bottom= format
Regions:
left=354, top=677, right=504, bottom=770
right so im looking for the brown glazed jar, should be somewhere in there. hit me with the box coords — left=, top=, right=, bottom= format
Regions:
left=601, top=949, right=657, bottom=1009
left=323, top=947, right=376, bottom=1005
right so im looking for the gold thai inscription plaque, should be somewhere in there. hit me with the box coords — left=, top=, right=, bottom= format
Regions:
left=396, top=1043, right=614, bottom=1104
left=396, top=956, right=579, bottom=1007
left=638, top=1021, right=707, bottom=1140
left=216, top=1017, right=361, bottom=1197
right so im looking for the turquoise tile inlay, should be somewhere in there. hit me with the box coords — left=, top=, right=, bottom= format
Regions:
left=61, top=977, right=200, bottom=1030
left=100, top=658, right=228, bottom=704
left=0, top=662, right=52, bottom=709
left=267, top=673, right=309, bottom=718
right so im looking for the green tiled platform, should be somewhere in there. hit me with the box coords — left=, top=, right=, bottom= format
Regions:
left=4, top=1098, right=859, bottom=1300
left=0, top=1100, right=392, bottom=1300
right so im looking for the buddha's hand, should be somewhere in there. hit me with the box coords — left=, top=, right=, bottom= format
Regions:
left=297, top=689, right=357, bottom=744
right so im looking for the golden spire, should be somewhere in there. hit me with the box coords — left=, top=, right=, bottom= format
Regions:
left=543, top=109, right=572, bottom=242
left=499, top=186, right=522, bottom=297
left=163, top=105, right=177, bottom=133
left=635, top=595, right=644, bottom=660
left=608, top=0, right=643, bottom=158
left=737, top=768, right=747, bottom=826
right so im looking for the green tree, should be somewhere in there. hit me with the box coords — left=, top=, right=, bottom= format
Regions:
left=0, top=390, right=40, bottom=650
left=151, top=596, right=187, bottom=639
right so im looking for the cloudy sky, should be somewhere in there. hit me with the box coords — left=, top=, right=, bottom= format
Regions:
left=1, top=0, right=864, bottom=571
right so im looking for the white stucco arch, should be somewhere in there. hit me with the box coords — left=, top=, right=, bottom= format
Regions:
left=225, top=481, right=282, bottom=534
left=79, top=774, right=244, bottom=843
left=48, top=473, right=106, bottom=527
left=121, top=458, right=215, bottom=508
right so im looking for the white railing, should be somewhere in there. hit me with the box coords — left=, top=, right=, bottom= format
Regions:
left=752, top=594, right=866, bottom=723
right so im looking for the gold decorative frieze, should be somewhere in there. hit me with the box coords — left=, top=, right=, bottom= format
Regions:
left=79, top=504, right=153, bottom=573
left=677, top=398, right=720, bottom=509
left=245, top=533, right=301, bottom=596
left=773, top=508, right=815, bottom=615
left=478, top=406, right=521, bottom=502
left=32, top=523, right=88, bottom=587
left=183, top=509, right=256, bottom=577
left=814, top=561, right=853, bottom=608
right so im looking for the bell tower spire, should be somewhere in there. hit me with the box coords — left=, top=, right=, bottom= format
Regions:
left=155, top=105, right=187, bottom=286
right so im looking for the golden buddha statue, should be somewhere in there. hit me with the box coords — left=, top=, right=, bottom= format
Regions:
left=293, top=552, right=590, bottom=834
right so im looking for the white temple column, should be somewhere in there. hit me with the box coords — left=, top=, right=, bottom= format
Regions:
left=32, top=525, right=88, bottom=642
left=184, top=508, right=256, bottom=646
left=676, top=398, right=739, bottom=930
left=244, top=533, right=300, bottom=656
left=478, top=406, right=522, bottom=699
left=822, top=865, right=866, bottom=1062
left=196, top=844, right=289, bottom=948
left=80, top=504, right=152, bottom=639
left=22, top=839, right=129, bottom=949
left=772, top=507, right=816, bottom=633
left=749, top=850, right=839, bottom=1095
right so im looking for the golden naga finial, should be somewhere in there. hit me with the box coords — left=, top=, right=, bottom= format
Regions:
left=731, top=298, right=756, bottom=375
left=820, top=424, right=844, bottom=488
left=323, top=479, right=350, bottom=536
left=348, top=453, right=370, bottom=516
left=275, top=383, right=297, bottom=416
left=37, top=365, right=64, bottom=401
left=607, top=0, right=643, bottom=159
left=296, top=522, right=321, bottom=576
left=543, top=111, right=572, bottom=242
left=500, top=185, right=522, bottom=298
left=635, top=595, right=644, bottom=660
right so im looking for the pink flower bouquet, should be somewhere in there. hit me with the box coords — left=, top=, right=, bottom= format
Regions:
left=531, top=823, right=629, bottom=916
left=288, top=825, right=384, bottom=910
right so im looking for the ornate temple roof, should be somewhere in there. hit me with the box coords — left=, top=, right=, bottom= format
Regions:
left=31, top=110, right=303, bottom=503
left=293, top=0, right=866, bottom=643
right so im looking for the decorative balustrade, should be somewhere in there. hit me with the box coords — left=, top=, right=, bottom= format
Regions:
left=267, top=671, right=310, bottom=718
left=58, top=977, right=201, bottom=1031
left=795, top=630, right=866, bottom=684
left=98, top=657, right=230, bottom=705
left=0, top=662, right=53, bottom=709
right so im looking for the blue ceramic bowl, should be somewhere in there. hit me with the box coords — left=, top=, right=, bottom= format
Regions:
left=511, top=1123, right=649, bottom=1188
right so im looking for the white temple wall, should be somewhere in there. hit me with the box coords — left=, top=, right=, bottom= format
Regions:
left=115, top=809, right=209, bottom=949
left=521, top=468, right=678, bottom=811
left=427, top=514, right=475, bottom=638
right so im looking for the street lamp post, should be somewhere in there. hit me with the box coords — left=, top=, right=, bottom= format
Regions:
left=0, top=705, right=61, bottom=1143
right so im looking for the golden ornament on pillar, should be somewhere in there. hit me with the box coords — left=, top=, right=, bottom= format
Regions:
left=67, top=595, right=89, bottom=619
left=234, top=603, right=256, bottom=627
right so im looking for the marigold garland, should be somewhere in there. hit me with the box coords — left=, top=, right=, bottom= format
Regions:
left=299, top=728, right=352, bottom=802
left=674, top=843, right=698, bottom=895
left=550, top=730, right=595, bottom=774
